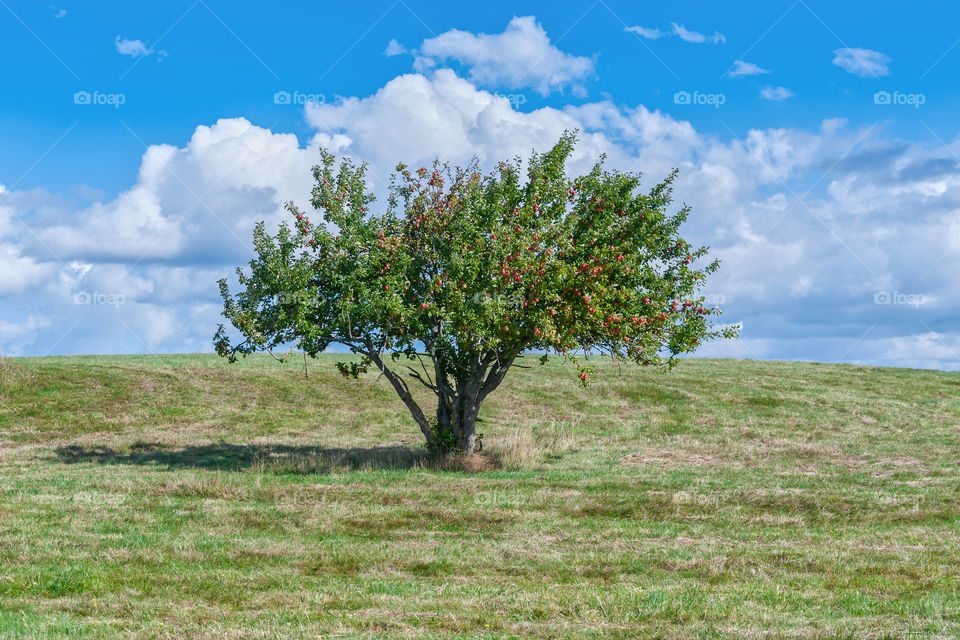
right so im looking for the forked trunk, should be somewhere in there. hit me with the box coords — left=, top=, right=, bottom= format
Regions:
left=433, top=351, right=520, bottom=455
left=381, top=348, right=519, bottom=456
left=435, top=391, right=482, bottom=455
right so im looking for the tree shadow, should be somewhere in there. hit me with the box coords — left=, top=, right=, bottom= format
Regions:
left=53, top=442, right=435, bottom=474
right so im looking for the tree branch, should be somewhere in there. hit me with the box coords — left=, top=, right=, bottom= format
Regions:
left=363, top=341, right=433, bottom=442
left=406, top=366, right=439, bottom=392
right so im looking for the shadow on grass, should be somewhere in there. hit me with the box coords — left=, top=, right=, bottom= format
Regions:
left=53, top=442, right=436, bottom=474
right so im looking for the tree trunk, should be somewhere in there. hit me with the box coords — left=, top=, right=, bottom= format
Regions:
left=432, top=350, right=521, bottom=455
left=454, top=370, right=485, bottom=455
left=459, top=399, right=480, bottom=455
left=432, top=388, right=483, bottom=455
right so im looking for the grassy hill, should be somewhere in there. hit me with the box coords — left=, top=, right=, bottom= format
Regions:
left=1, top=354, right=959, bottom=639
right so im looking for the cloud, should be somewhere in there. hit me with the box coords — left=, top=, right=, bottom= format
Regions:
left=384, top=38, right=407, bottom=57
left=832, top=47, right=891, bottom=77
left=0, top=244, right=56, bottom=295
left=412, top=16, right=595, bottom=96
left=50, top=6, right=66, bottom=18
left=0, top=315, right=51, bottom=355
left=623, top=25, right=663, bottom=40
left=672, top=23, right=726, bottom=44
left=729, top=60, right=771, bottom=77
left=761, top=86, right=794, bottom=100
left=624, top=22, right=726, bottom=44
left=31, top=118, right=325, bottom=263
left=300, top=71, right=960, bottom=371
left=115, top=36, right=150, bottom=57
left=877, top=332, right=960, bottom=370
left=115, top=36, right=168, bottom=59
left=4, top=62, right=960, bottom=368
left=305, top=70, right=623, bottom=184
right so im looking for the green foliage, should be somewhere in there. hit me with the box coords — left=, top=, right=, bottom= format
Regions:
left=425, top=417, right=460, bottom=455
left=335, top=356, right=370, bottom=379
left=215, top=132, right=737, bottom=449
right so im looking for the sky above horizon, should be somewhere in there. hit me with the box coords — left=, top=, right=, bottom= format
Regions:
left=2, top=0, right=959, bottom=369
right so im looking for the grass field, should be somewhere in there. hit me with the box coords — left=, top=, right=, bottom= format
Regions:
left=1, top=354, right=959, bottom=639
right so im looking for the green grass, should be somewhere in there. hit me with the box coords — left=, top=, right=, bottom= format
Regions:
left=1, top=354, right=959, bottom=638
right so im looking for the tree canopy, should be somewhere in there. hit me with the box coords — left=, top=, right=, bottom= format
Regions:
left=215, top=132, right=737, bottom=454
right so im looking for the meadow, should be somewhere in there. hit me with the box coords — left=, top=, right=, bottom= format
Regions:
left=1, top=354, right=959, bottom=638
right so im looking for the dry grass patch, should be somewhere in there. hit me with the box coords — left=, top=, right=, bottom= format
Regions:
left=622, top=435, right=732, bottom=469
left=622, top=449, right=728, bottom=469
left=485, top=421, right=577, bottom=470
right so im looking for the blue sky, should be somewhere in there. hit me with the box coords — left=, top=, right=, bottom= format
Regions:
left=2, top=0, right=960, bottom=368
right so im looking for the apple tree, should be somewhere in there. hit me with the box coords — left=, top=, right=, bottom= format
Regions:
left=214, top=133, right=737, bottom=454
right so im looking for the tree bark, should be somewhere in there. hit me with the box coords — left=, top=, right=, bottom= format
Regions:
left=459, top=399, right=480, bottom=455
left=453, top=358, right=490, bottom=454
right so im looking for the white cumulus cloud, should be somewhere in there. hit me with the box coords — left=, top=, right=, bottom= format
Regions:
left=115, top=36, right=150, bottom=57
left=672, top=23, right=726, bottom=44
left=729, top=60, right=771, bottom=77
left=115, top=36, right=167, bottom=59
left=412, top=16, right=595, bottom=96
left=34, top=118, right=325, bottom=262
left=1, top=47, right=959, bottom=368
left=623, top=25, right=663, bottom=40
left=832, top=47, right=891, bottom=77
left=761, top=86, right=794, bottom=100
left=384, top=38, right=407, bottom=57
